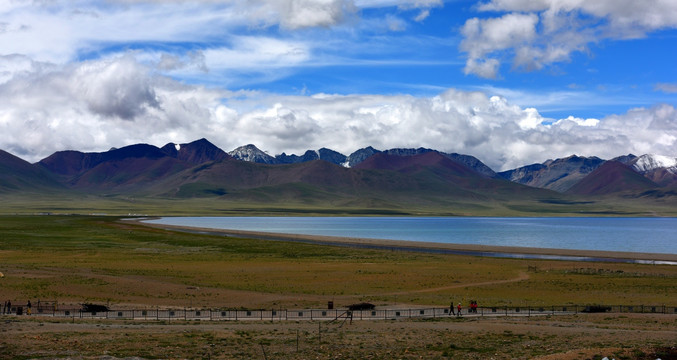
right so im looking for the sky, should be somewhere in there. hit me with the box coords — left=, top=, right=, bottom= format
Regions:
left=1, top=0, right=677, bottom=171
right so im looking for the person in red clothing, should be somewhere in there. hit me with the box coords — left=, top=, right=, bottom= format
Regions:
left=456, top=303, right=462, bottom=317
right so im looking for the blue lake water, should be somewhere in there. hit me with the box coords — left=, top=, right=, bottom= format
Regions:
left=145, top=217, right=677, bottom=255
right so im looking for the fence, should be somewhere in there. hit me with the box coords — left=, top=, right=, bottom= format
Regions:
left=2, top=302, right=677, bottom=322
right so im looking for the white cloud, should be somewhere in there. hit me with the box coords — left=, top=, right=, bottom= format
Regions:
left=0, top=56, right=233, bottom=160
left=462, top=0, right=677, bottom=78
left=0, top=0, right=358, bottom=65
left=98, top=0, right=357, bottom=29
left=413, top=9, right=430, bottom=22
left=460, top=13, right=539, bottom=77
left=463, top=58, right=501, bottom=79
left=461, top=13, right=539, bottom=57
left=354, top=0, right=441, bottom=8
left=481, top=0, right=677, bottom=32
left=554, top=116, right=600, bottom=128
left=655, top=83, right=677, bottom=94
left=2, top=55, right=674, bottom=171
left=274, top=0, right=356, bottom=29
left=203, top=37, right=311, bottom=71
left=0, top=2, right=675, bottom=171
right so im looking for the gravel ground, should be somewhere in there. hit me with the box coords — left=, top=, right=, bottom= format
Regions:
left=1, top=313, right=675, bottom=359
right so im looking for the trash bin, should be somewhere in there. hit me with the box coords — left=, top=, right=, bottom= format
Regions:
left=328, top=301, right=334, bottom=310
left=17, top=306, right=23, bottom=315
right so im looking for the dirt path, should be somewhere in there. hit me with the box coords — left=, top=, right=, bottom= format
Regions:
left=374, top=271, right=530, bottom=296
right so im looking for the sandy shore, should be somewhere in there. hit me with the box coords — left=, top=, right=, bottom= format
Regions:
left=134, top=219, right=677, bottom=264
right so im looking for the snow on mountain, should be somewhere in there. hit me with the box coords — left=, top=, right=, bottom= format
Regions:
left=228, top=144, right=276, bottom=164
left=631, top=154, right=677, bottom=173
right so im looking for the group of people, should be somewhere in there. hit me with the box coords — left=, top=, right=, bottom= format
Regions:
left=468, top=300, right=478, bottom=313
left=449, top=300, right=479, bottom=316
left=2, top=300, right=31, bottom=315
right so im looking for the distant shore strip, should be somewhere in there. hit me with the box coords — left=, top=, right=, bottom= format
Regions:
left=132, top=218, right=677, bottom=265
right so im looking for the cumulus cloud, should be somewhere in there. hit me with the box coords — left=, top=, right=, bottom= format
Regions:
left=210, top=90, right=677, bottom=171
left=460, top=13, right=539, bottom=78
left=461, top=0, right=677, bottom=78
left=0, top=56, right=234, bottom=160
left=72, top=56, right=161, bottom=120
left=0, top=1, right=675, bottom=171
left=3, top=56, right=676, bottom=171
left=273, top=0, right=356, bottom=29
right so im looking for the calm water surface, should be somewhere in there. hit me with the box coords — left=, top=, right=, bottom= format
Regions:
left=146, top=217, right=677, bottom=255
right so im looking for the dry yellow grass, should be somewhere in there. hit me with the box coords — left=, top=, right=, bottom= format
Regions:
left=1, top=215, right=676, bottom=359
left=1, top=215, right=676, bottom=310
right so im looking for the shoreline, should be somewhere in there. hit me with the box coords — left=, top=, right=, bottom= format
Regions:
left=133, top=219, right=677, bottom=264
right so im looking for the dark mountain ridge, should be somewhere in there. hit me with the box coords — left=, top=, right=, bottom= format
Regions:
left=0, top=149, right=65, bottom=193
left=1, top=139, right=676, bottom=206
left=160, top=138, right=231, bottom=165
left=229, top=145, right=348, bottom=166
left=36, top=139, right=230, bottom=191
left=498, top=155, right=605, bottom=192
left=566, top=161, right=659, bottom=196
left=229, top=144, right=497, bottom=178
left=151, top=152, right=550, bottom=206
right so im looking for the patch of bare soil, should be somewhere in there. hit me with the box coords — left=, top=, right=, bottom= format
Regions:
left=1, top=313, right=675, bottom=359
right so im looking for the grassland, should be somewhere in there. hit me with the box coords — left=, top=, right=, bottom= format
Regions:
left=0, top=215, right=676, bottom=309
left=1, top=189, right=677, bottom=217
left=2, top=314, right=676, bottom=360
left=1, top=215, right=676, bottom=359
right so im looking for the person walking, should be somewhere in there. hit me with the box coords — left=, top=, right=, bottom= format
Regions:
left=6, top=300, right=11, bottom=315
left=456, top=303, right=462, bottom=317
left=449, top=302, right=455, bottom=316
left=26, top=300, right=31, bottom=315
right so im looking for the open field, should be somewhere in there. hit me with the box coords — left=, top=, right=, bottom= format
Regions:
left=1, top=191, right=677, bottom=217
left=2, top=215, right=677, bottom=308
left=1, top=314, right=677, bottom=360
left=1, top=215, right=676, bottom=359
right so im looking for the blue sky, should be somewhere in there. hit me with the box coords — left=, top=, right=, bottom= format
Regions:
left=1, top=0, right=677, bottom=170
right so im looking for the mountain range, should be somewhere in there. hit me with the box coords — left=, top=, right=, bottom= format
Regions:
left=1, top=139, right=676, bottom=214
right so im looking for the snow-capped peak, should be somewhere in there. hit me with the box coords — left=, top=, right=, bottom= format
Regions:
left=632, top=154, right=677, bottom=173
left=228, top=144, right=275, bottom=164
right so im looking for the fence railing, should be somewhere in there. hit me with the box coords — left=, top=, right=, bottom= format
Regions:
left=2, top=303, right=677, bottom=321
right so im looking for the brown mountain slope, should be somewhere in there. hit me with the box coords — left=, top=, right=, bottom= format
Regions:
left=70, top=156, right=191, bottom=191
left=154, top=158, right=408, bottom=197
left=37, top=139, right=230, bottom=192
left=566, top=161, right=658, bottom=196
left=354, top=151, right=479, bottom=178
left=0, top=150, right=65, bottom=193
left=498, top=155, right=605, bottom=192
left=353, top=151, right=546, bottom=198
left=160, top=138, right=231, bottom=165
left=147, top=152, right=556, bottom=206
left=641, top=168, right=677, bottom=188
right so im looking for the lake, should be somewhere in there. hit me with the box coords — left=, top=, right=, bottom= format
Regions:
left=144, top=217, right=677, bottom=255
